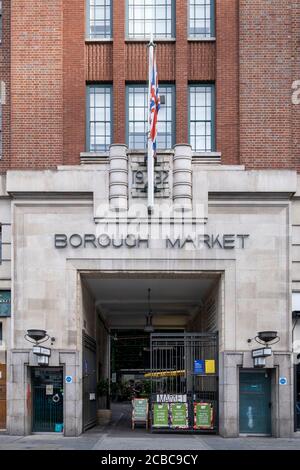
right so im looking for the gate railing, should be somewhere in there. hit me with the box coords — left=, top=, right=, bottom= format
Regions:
left=149, top=333, right=218, bottom=432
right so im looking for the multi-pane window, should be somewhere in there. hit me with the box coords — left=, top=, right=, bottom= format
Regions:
left=87, top=86, right=112, bottom=152
left=0, top=291, right=11, bottom=317
left=87, top=0, right=112, bottom=39
left=127, top=85, right=174, bottom=150
left=127, top=0, right=174, bottom=39
left=189, top=85, right=214, bottom=152
left=189, top=0, right=214, bottom=38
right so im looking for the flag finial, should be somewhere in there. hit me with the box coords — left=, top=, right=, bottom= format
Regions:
left=148, top=32, right=155, bottom=47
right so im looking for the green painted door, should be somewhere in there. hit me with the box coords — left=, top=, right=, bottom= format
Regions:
left=239, top=371, right=271, bottom=435
left=296, top=364, right=300, bottom=430
left=32, top=368, right=64, bottom=432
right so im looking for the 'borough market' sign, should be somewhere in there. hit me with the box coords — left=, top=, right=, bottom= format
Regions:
left=54, top=233, right=250, bottom=250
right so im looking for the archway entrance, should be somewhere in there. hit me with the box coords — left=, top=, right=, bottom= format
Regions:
left=81, top=273, right=221, bottom=434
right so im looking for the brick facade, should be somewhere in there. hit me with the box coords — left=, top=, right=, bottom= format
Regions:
left=0, top=0, right=11, bottom=172
left=216, top=0, right=239, bottom=165
left=10, top=0, right=63, bottom=170
left=239, top=0, right=296, bottom=170
left=292, top=0, right=300, bottom=172
left=112, top=0, right=126, bottom=144
left=0, top=1, right=299, bottom=170
left=175, top=0, right=188, bottom=144
left=63, top=0, right=86, bottom=165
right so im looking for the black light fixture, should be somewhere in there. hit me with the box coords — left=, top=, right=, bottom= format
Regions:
left=144, top=288, right=154, bottom=333
left=255, top=331, right=280, bottom=345
left=25, top=329, right=49, bottom=345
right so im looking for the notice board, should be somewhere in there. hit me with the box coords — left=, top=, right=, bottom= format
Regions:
left=132, top=398, right=148, bottom=429
left=194, top=402, right=214, bottom=430
left=170, top=403, right=188, bottom=429
left=152, top=403, right=169, bottom=428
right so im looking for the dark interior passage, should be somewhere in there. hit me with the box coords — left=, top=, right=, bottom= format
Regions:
left=81, top=274, right=221, bottom=433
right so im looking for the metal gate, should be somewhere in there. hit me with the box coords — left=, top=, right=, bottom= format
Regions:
left=82, top=332, right=97, bottom=431
left=295, top=364, right=300, bottom=431
left=150, top=333, right=218, bottom=432
left=32, top=368, right=63, bottom=432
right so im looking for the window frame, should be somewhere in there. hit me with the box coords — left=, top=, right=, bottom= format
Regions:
left=126, top=83, right=175, bottom=151
left=126, top=0, right=176, bottom=40
left=86, top=84, right=113, bottom=153
left=188, top=83, right=215, bottom=153
left=0, top=291, right=11, bottom=318
left=86, top=0, right=113, bottom=40
left=188, top=0, right=215, bottom=39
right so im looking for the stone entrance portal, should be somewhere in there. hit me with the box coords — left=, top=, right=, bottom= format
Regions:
left=80, top=273, right=221, bottom=434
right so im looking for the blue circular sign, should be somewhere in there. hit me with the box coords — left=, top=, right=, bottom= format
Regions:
left=65, top=376, right=73, bottom=384
left=279, top=377, right=287, bottom=385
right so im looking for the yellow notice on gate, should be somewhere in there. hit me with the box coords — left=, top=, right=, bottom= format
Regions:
left=205, top=360, right=216, bottom=374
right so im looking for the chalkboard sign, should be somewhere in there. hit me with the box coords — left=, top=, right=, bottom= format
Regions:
left=152, top=403, right=169, bottom=428
left=132, top=399, right=148, bottom=430
left=170, top=403, right=188, bottom=429
left=194, top=403, right=213, bottom=430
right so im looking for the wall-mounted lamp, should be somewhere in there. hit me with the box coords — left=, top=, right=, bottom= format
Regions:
left=249, top=331, right=280, bottom=368
left=253, top=357, right=267, bottom=368
left=255, top=331, right=280, bottom=346
left=24, top=329, right=51, bottom=366
left=25, top=329, right=49, bottom=344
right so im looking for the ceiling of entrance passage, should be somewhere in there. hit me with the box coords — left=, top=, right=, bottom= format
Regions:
left=84, top=277, right=218, bottom=328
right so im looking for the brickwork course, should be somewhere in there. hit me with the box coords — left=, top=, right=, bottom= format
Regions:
left=0, top=0, right=299, bottom=171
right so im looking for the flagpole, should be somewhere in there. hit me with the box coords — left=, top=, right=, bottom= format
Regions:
left=147, top=33, right=155, bottom=214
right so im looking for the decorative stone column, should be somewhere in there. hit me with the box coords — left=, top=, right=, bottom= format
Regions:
left=109, top=144, right=128, bottom=211
left=173, top=144, right=192, bottom=210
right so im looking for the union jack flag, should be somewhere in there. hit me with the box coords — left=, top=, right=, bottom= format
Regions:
left=149, top=45, right=160, bottom=155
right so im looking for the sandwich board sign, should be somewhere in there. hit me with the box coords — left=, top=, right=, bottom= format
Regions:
left=132, top=398, right=148, bottom=430
left=170, top=403, right=188, bottom=429
left=194, top=403, right=213, bottom=430
left=152, top=403, right=169, bottom=428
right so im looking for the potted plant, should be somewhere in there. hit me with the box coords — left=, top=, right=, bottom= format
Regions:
left=96, top=378, right=112, bottom=426
left=140, top=380, right=151, bottom=399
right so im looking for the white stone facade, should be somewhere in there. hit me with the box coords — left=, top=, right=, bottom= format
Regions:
left=0, top=145, right=299, bottom=437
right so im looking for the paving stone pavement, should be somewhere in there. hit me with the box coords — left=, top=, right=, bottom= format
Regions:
left=1, top=403, right=300, bottom=450
left=1, top=432, right=300, bottom=451
left=1, top=433, right=300, bottom=450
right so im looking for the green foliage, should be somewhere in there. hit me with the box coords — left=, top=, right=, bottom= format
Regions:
left=97, top=378, right=152, bottom=401
left=139, top=380, right=151, bottom=398
left=97, top=378, right=109, bottom=397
